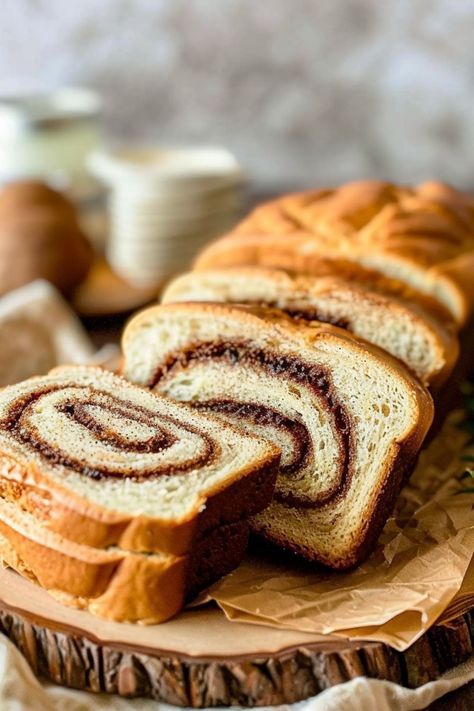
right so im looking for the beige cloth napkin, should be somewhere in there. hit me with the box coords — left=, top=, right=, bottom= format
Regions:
left=0, top=280, right=94, bottom=385
left=0, top=634, right=473, bottom=711
left=0, top=279, right=120, bottom=385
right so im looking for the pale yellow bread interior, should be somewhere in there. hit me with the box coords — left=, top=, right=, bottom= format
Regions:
left=162, top=268, right=459, bottom=387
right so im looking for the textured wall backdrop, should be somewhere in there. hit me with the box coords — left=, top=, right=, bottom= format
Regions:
left=1, top=0, right=474, bottom=189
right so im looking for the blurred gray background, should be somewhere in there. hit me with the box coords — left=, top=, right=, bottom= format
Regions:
left=1, top=0, right=474, bottom=189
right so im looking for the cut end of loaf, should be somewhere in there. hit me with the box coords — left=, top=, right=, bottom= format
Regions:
left=123, top=302, right=434, bottom=569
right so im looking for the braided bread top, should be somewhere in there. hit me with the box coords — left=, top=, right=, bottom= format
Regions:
left=233, top=181, right=474, bottom=259
left=194, top=181, right=474, bottom=325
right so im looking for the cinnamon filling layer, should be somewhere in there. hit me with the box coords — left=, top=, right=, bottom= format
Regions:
left=58, top=400, right=177, bottom=453
left=194, top=399, right=310, bottom=477
left=2, top=386, right=216, bottom=480
left=281, top=308, right=349, bottom=329
left=152, top=342, right=353, bottom=507
left=231, top=300, right=350, bottom=329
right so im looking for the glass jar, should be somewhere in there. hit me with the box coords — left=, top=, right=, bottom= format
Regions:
left=0, top=87, right=101, bottom=202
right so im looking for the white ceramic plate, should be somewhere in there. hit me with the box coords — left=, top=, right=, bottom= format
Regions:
left=89, top=146, right=244, bottom=193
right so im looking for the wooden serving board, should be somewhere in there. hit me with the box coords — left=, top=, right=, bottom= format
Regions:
left=0, top=569, right=473, bottom=707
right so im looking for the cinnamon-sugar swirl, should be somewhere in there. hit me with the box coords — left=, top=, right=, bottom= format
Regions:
left=162, top=267, right=460, bottom=388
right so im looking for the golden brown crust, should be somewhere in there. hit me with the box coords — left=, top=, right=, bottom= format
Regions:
left=194, top=180, right=474, bottom=326
left=0, top=510, right=249, bottom=623
left=127, top=299, right=437, bottom=401
left=195, top=232, right=470, bottom=326
left=125, top=301, right=434, bottom=431
left=189, top=261, right=457, bottom=328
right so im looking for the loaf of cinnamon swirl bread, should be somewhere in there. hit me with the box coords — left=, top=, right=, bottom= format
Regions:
left=122, top=302, right=434, bottom=569
left=194, top=180, right=474, bottom=327
left=162, top=268, right=459, bottom=387
left=0, top=365, right=280, bottom=620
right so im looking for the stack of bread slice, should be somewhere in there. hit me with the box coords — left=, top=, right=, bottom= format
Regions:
left=121, top=180, right=474, bottom=570
left=0, top=366, right=279, bottom=622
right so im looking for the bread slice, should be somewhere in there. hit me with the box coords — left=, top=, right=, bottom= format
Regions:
left=162, top=268, right=459, bottom=387
left=0, top=496, right=249, bottom=623
left=194, top=180, right=474, bottom=326
left=122, top=302, right=434, bottom=569
left=0, top=366, right=279, bottom=556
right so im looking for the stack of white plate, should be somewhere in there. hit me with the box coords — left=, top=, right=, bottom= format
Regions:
left=89, top=147, right=243, bottom=287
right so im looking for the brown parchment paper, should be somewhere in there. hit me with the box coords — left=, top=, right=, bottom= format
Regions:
left=207, top=411, right=474, bottom=651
